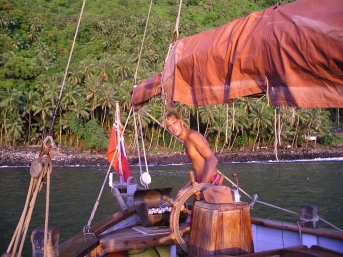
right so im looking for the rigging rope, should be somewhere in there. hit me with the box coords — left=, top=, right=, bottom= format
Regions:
left=216, top=170, right=343, bottom=232
left=133, top=0, right=154, bottom=85
left=48, top=0, right=87, bottom=137
left=133, top=111, right=145, bottom=187
left=44, top=160, right=52, bottom=257
left=7, top=162, right=49, bottom=257
left=273, top=107, right=279, bottom=161
left=172, top=0, right=183, bottom=42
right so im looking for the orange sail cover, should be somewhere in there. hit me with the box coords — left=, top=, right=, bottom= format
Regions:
left=132, top=0, right=343, bottom=109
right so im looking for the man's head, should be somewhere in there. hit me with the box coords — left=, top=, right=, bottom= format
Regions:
left=162, top=111, right=184, bottom=136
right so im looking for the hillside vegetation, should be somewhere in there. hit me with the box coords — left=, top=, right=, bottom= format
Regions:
left=1, top=0, right=342, bottom=152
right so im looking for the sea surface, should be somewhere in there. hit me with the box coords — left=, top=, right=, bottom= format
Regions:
left=1, top=159, right=343, bottom=256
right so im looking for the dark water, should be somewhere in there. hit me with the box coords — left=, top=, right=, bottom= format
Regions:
left=1, top=160, right=343, bottom=256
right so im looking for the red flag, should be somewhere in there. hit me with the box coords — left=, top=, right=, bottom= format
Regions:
left=106, top=111, right=131, bottom=182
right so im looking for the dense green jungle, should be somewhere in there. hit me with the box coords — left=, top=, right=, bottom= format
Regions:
left=0, top=0, right=342, bottom=153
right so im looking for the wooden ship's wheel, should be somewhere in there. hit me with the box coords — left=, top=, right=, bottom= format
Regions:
left=161, top=172, right=223, bottom=254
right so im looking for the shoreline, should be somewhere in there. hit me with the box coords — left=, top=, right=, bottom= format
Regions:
left=1, top=145, right=343, bottom=167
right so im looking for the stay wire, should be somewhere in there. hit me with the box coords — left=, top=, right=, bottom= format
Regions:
left=133, top=0, right=153, bottom=85
left=47, top=0, right=87, bottom=137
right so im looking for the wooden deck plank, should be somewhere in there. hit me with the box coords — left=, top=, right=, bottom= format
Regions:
left=58, top=233, right=99, bottom=257
left=90, top=224, right=189, bottom=255
left=59, top=206, right=137, bottom=257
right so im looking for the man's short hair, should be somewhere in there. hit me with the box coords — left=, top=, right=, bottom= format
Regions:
left=162, top=111, right=183, bottom=128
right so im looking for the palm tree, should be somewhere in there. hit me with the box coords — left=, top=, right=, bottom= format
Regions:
left=228, top=105, right=249, bottom=150
left=199, top=106, right=215, bottom=137
left=32, top=95, right=53, bottom=137
left=31, top=40, right=56, bottom=71
left=97, top=82, right=117, bottom=128
left=80, top=58, right=96, bottom=78
left=61, top=83, right=83, bottom=110
left=291, top=108, right=309, bottom=148
left=99, top=53, right=111, bottom=82
left=85, top=74, right=101, bottom=119
left=21, top=90, right=40, bottom=145
left=68, top=66, right=83, bottom=86
left=6, top=113, right=24, bottom=146
left=248, top=99, right=273, bottom=151
left=210, top=105, right=227, bottom=152
left=68, top=98, right=90, bottom=148
left=0, top=87, right=23, bottom=145
left=117, top=80, right=133, bottom=112
left=112, top=51, right=134, bottom=82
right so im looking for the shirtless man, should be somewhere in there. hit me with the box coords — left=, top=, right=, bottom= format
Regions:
left=162, top=111, right=219, bottom=196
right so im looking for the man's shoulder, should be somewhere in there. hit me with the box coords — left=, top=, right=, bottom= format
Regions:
left=187, top=129, right=206, bottom=141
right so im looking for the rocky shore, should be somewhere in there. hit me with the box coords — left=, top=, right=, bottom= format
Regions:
left=0, top=145, right=342, bottom=167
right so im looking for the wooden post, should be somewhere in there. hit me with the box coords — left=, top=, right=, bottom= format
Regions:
left=188, top=201, right=253, bottom=256
left=300, top=204, right=318, bottom=228
left=31, top=227, right=59, bottom=257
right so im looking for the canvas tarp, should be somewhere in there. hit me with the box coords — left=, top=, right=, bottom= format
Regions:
left=132, top=0, right=343, bottom=110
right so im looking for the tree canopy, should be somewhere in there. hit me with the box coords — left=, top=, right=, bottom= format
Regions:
left=0, top=0, right=341, bottom=151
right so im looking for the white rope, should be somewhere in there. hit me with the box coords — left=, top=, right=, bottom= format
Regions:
left=318, top=215, right=343, bottom=232
left=218, top=170, right=343, bottom=231
left=133, top=111, right=146, bottom=188
left=16, top=168, right=47, bottom=257
left=7, top=178, right=34, bottom=253
left=85, top=149, right=117, bottom=232
left=137, top=110, right=150, bottom=175
left=273, top=108, right=279, bottom=161
left=44, top=160, right=52, bottom=257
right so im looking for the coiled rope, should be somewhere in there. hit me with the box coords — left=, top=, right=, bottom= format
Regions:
left=6, top=156, right=53, bottom=257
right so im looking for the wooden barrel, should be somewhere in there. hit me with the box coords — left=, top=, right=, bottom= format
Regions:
left=188, top=201, right=253, bottom=256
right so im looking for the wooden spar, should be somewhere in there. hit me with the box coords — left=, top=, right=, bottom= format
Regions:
left=188, top=201, right=253, bottom=256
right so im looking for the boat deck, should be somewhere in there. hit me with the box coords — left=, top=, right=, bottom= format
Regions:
left=90, top=225, right=183, bottom=256
left=59, top=206, right=182, bottom=257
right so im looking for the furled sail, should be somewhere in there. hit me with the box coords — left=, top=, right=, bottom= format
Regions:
left=132, top=0, right=343, bottom=109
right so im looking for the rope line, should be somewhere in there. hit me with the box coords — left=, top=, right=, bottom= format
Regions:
left=133, top=0, right=153, bottom=85
left=6, top=178, right=34, bottom=253
left=273, top=108, right=279, bottom=161
left=133, top=111, right=144, bottom=187
left=10, top=167, right=47, bottom=257
left=217, top=170, right=342, bottom=231
left=44, top=160, right=53, bottom=257
left=137, top=110, right=150, bottom=175
left=172, top=0, right=183, bottom=42
left=48, top=0, right=87, bottom=136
